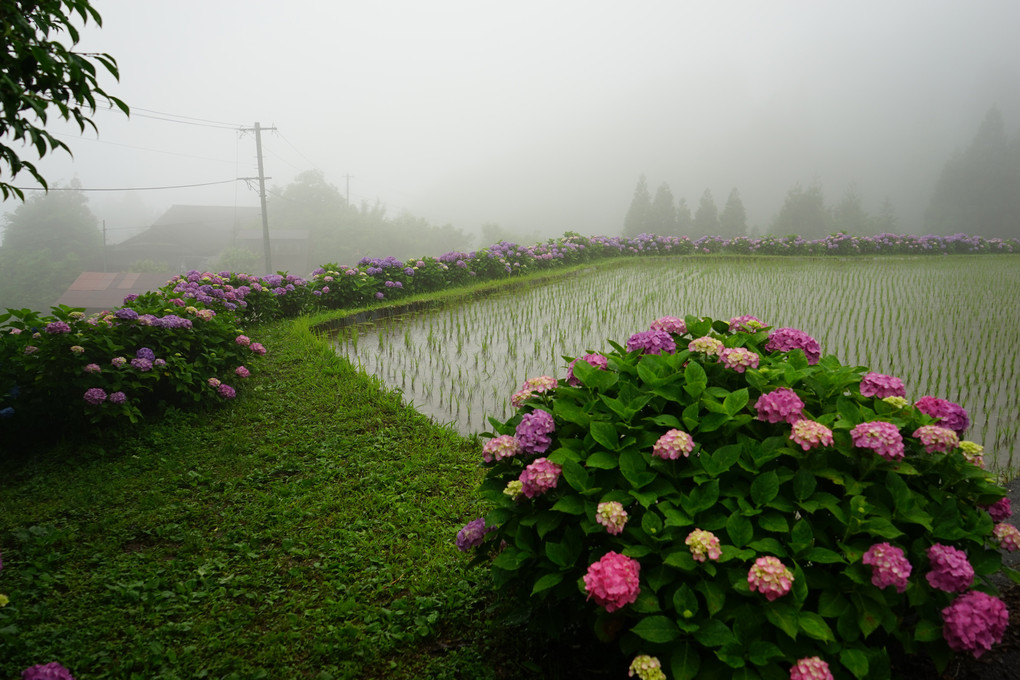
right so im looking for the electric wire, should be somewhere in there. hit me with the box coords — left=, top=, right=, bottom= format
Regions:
left=14, top=179, right=243, bottom=192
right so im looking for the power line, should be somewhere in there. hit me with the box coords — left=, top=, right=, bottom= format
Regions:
left=14, top=179, right=242, bottom=192
left=96, top=103, right=243, bottom=130
left=51, top=131, right=239, bottom=165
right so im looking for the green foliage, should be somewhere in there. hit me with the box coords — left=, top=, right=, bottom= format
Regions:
left=623, top=175, right=654, bottom=238
left=467, top=315, right=1015, bottom=678
left=770, top=182, right=832, bottom=239
left=0, top=0, right=128, bottom=200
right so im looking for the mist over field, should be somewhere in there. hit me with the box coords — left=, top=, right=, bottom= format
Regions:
left=2, top=0, right=1020, bottom=309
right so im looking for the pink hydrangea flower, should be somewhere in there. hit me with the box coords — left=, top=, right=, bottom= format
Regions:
left=926, top=544, right=974, bottom=593
left=862, top=542, right=912, bottom=593
left=719, top=347, right=759, bottom=372
left=21, top=662, right=76, bottom=680
left=482, top=435, right=522, bottom=463
left=23, top=345, right=38, bottom=355
left=912, top=425, right=960, bottom=453
left=596, top=501, right=628, bottom=535
left=748, top=556, right=794, bottom=601
left=755, top=388, right=804, bottom=424
left=515, top=409, right=555, bottom=454
left=728, top=315, right=763, bottom=333
left=628, top=655, right=666, bottom=680
left=626, top=330, right=676, bottom=355
left=235, top=365, right=250, bottom=378
left=765, top=327, right=821, bottom=364
left=688, top=336, right=724, bottom=356
left=983, top=497, right=1012, bottom=522
left=789, top=419, right=833, bottom=451
left=109, top=391, right=127, bottom=405
left=566, top=353, right=609, bottom=387
left=914, top=395, right=970, bottom=435
left=70, top=345, right=85, bottom=355
left=250, top=342, right=267, bottom=355
left=44, top=321, right=71, bottom=334
left=583, top=551, right=641, bottom=612
left=652, top=429, right=695, bottom=459
left=218, top=384, right=236, bottom=399
left=208, top=378, right=221, bottom=388
left=942, top=590, right=1009, bottom=658
left=83, top=388, right=107, bottom=405
left=235, top=335, right=251, bottom=346
left=993, top=523, right=1020, bottom=552
left=522, top=375, right=557, bottom=393
left=83, top=363, right=101, bottom=374
left=510, top=388, right=533, bottom=407
left=110, top=356, right=127, bottom=368
left=850, top=421, right=905, bottom=461
left=649, top=316, right=686, bottom=334
left=519, top=457, right=561, bottom=498
left=685, top=529, right=722, bottom=562
left=859, top=372, right=906, bottom=398
left=789, top=657, right=834, bottom=680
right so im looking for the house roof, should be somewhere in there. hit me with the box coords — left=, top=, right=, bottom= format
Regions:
left=114, top=205, right=262, bottom=254
left=55, top=272, right=175, bottom=313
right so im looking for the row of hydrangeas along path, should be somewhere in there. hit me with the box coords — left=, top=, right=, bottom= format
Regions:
left=457, top=314, right=1017, bottom=680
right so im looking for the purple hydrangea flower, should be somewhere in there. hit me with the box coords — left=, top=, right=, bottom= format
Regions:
left=765, top=327, right=821, bottom=364
left=109, top=392, right=127, bottom=405
left=455, top=517, right=493, bottom=551
left=926, top=544, right=974, bottom=593
left=135, top=347, right=156, bottom=361
left=114, top=308, right=139, bottom=321
left=130, top=358, right=153, bottom=372
left=218, top=384, right=236, bottom=398
left=44, top=321, right=71, bottom=334
left=626, top=329, right=676, bottom=355
left=754, top=388, right=804, bottom=424
left=83, top=363, right=101, bottom=374
left=859, top=372, right=906, bottom=398
left=83, top=388, right=107, bottom=405
left=914, top=396, right=970, bottom=435
left=515, top=409, right=555, bottom=454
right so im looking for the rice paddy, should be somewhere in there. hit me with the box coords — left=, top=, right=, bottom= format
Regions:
left=330, top=255, right=1020, bottom=473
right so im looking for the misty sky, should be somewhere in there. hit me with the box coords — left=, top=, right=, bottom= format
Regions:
left=6, top=0, right=1020, bottom=242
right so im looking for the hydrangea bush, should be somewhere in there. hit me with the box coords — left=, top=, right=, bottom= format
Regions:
left=460, top=314, right=1017, bottom=679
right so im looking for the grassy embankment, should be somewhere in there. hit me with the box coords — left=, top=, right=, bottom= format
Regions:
left=0, top=268, right=614, bottom=680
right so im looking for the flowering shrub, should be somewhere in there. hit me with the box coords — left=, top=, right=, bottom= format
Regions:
left=461, top=314, right=1017, bottom=678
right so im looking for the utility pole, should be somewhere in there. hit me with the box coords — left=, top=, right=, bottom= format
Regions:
left=345, top=174, right=352, bottom=205
left=239, top=122, right=277, bottom=273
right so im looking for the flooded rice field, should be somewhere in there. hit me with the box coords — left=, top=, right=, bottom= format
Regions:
left=328, top=256, right=1020, bottom=472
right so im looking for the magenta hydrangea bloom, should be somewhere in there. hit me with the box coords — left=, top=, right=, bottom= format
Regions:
left=912, top=425, right=960, bottom=453
left=596, top=501, right=628, bottom=535
left=862, top=542, right=912, bottom=593
left=519, top=457, right=562, bottom=498
left=719, top=347, right=759, bottom=372
left=250, top=342, right=267, bottom=355
left=626, top=330, right=676, bottom=355
left=130, top=357, right=153, bottom=372
left=926, top=544, right=974, bottom=593
left=235, top=365, right=250, bottom=378
left=789, top=657, right=834, bottom=680
left=754, top=388, right=804, bottom=425
left=914, top=395, right=970, bottom=435
left=765, top=327, right=821, bottom=364
left=566, top=353, right=609, bottom=387
left=859, top=372, right=907, bottom=398
left=108, top=391, right=127, bottom=405
left=515, top=409, right=555, bottom=454
left=21, top=661, right=76, bottom=680
left=235, top=335, right=251, bottom=346
left=44, top=321, right=71, bottom=334
left=850, top=421, right=905, bottom=461
left=83, top=363, right=101, bottom=374
left=685, top=529, right=722, bottom=562
left=789, top=419, right=833, bottom=451
left=218, top=384, right=236, bottom=399
left=984, top=497, right=1012, bottom=522
left=455, top=517, right=493, bottom=552
left=652, top=429, right=695, bottom=459
left=482, top=434, right=522, bottom=463
left=83, top=388, right=107, bottom=405
left=649, top=316, right=686, bottom=334
left=993, top=523, right=1020, bottom=552
left=583, top=551, right=641, bottom=612
left=728, top=315, right=763, bottom=333
left=942, top=590, right=1009, bottom=658
left=748, top=556, right=794, bottom=601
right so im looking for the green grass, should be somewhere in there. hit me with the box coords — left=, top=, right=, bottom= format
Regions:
left=0, top=305, right=558, bottom=679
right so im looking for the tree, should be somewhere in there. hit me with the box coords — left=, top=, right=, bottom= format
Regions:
left=831, top=184, right=872, bottom=235
left=693, top=189, right=720, bottom=237
left=770, top=182, right=830, bottom=239
left=649, top=183, right=678, bottom=236
left=718, top=188, right=748, bottom=238
left=675, top=197, right=694, bottom=237
left=1, top=1, right=128, bottom=200
left=924, top=106, right=1019, bottom=238
left=0, top=180, right=101, bottom=308
left=872, top=197, right=898, bottom=234
left=623, top=175, right=652, bottom=237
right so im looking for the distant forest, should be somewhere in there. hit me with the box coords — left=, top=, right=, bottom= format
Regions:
left=623, top=106, right=1020, bottom=241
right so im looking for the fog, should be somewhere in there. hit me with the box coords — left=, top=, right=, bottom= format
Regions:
left=4, top=0, right=1020, bottom=243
